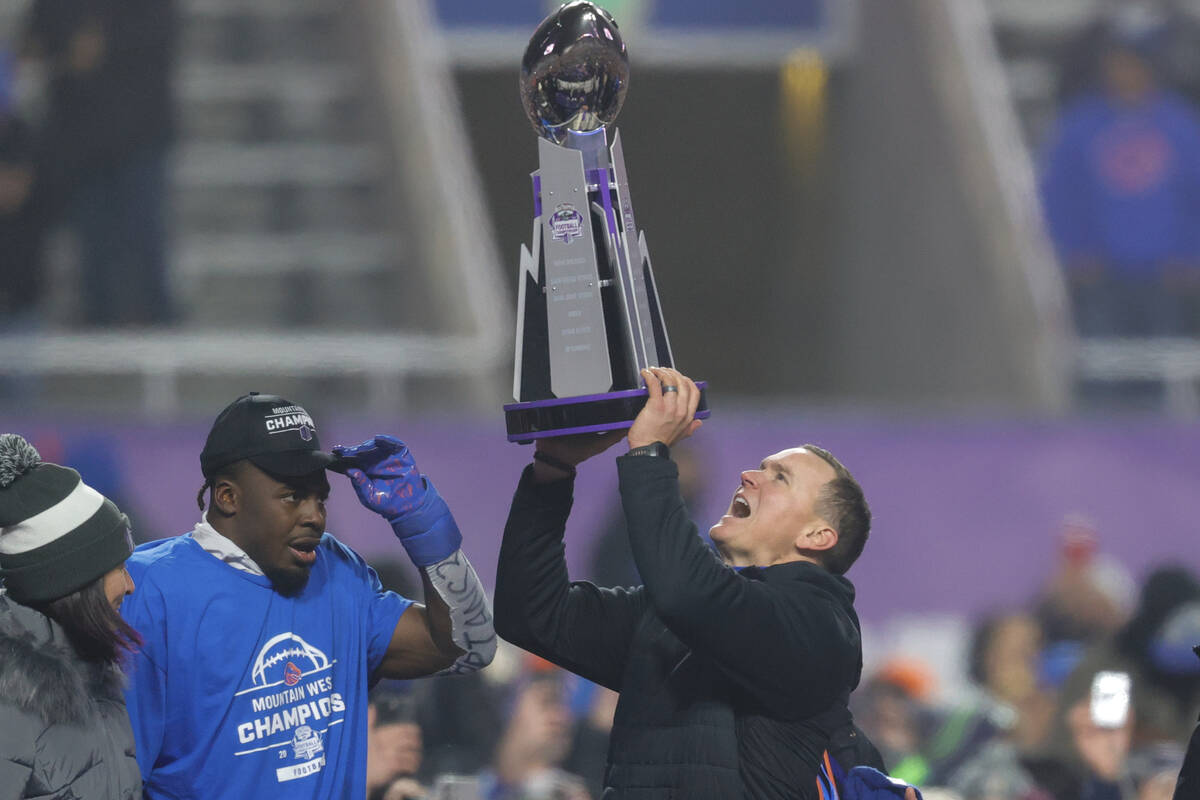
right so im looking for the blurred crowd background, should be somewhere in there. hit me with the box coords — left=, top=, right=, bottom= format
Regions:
left=2, top=0, right=1199, bottom=798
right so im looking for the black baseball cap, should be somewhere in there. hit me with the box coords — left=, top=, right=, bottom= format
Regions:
left=200, top=393, right=341, bottom=479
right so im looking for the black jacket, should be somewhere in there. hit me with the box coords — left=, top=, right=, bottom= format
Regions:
left=1174, top=646, right=1200, bottom=800
left=0, top=594, right=142, bottom=799
left=1178, top=719, right=1200, bottom=800
left=496, top=455, right=872, bottom=799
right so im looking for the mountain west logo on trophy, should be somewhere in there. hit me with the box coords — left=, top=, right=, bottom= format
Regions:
left=549, top=204, right=584, bottom=244
left=233, top=632, right=346, bottom=783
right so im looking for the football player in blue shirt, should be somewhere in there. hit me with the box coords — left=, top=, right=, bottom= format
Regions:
left=121, top=393, right=495, bottom=798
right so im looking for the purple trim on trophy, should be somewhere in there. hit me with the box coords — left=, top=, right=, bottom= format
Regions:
left=592, top=166, right=621, bottom=245
left=505, top=409, right=712, bottom=443
left=585, top=168, right=610, bottom=190
left=509, top=420, right=632, bottom=442
left=506, top=383, right=709, bottom=442
left=504, top=381, right=709, bottom=411
left=532, top=174, right=542, bottom=218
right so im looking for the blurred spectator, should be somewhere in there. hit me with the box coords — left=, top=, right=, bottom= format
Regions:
left=949, top=739, right=1053, bottom=800
left=1112, top=568, right=1200, bottom=745
left=477, top=668, right=590, bottom=800
left=20, top=0, right=177, bottom=327
left=368, top=688, right=427, bottom=800
left=851, top=630, right=1065, bottom=799
left=414, top=648, right=512, bottom=781
left=410, top=647, right=592, bottom=798
left=1126, top=742, right=1184, bottom=800
left=1040, top=32, right=1200, bottom=338
left=1064, top=679, right=1135, bottom=798
left=1046, top=567, right=1200, bottom=768
left=0, top=49, right=43, bottom=329
left=1027, top=665, right=1138, bottom=800
left=967, top=613, right=1054, bottom=753
left=1035, top=516, right=1135, bottom=648
left=563, top=684, right=618, bottom=799
left=903, top=614, right=1053, bottom=798
left=851, top=660, right=937, bottom=785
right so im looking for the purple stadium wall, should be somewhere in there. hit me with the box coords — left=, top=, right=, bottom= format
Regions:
left=8, top=413, right=1198, bottom=625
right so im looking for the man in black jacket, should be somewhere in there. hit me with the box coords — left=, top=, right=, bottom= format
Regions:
left=496, top=367, right=886, bottom=799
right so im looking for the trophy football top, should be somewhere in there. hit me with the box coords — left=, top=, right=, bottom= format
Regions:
left=520, top=1, right=629, bottom=144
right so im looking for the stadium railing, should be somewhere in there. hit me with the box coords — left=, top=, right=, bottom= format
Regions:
left=1076, top=338, right=1200, bottom=418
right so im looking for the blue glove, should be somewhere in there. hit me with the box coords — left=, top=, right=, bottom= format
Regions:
left=332, top=435, right=462, bottom=567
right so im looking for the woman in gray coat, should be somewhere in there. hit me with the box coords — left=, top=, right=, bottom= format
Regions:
left=0, top=433, right=142, bottom=798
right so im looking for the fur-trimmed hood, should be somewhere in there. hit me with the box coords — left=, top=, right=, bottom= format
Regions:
left=0, top=592, right=125, bottom=726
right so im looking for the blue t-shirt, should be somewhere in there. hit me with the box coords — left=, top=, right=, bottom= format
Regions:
left=122, top=532, right=411, bottom=799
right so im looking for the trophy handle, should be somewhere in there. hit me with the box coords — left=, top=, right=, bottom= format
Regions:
left=609, top=131, right=675, bottom=370
left=638, top=230, right=675, bottom=367
left=513, top=222, right=552, bottom=402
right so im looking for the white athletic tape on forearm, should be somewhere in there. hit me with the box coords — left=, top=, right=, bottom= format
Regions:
left=423, top=549, right=496, bottom=675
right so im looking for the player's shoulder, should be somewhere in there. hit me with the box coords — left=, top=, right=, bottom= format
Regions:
left=127, top=534, right=203, bottom=583
left=123, top=536, right=211, bottom=625
left=316, top=532, right=370, bottom=571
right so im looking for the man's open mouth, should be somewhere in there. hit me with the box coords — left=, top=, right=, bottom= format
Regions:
left=288, top=539, right=319, bottom=565
left=731, top=496, right=751, bottom=519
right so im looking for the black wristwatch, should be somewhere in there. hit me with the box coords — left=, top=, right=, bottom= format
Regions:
left=626, top=441, right=670, bottom=459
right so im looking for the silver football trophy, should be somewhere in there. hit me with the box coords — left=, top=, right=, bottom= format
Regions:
left=504, top=0, right=709, bottom=442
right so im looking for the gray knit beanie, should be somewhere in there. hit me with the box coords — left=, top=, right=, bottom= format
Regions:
left=0, top=434, right=132, bottom=604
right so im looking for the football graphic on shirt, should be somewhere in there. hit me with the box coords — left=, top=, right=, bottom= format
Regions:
left=291, top=725, right=324, bottom=760
left=251, top=632, right=331, bottom=686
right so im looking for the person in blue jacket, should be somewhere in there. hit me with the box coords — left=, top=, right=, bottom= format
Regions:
left=120, top=392, right=496, bottom=798
left=1041, top=34, right=1200, bottom=337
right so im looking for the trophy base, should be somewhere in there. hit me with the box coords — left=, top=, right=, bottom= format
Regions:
left=505, top=382, right=709, bottom=443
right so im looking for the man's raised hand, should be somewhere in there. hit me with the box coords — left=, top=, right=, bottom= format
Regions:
left=530, top=429, right=625, bottom=483
left=627, top=367, right=703, bottom=449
